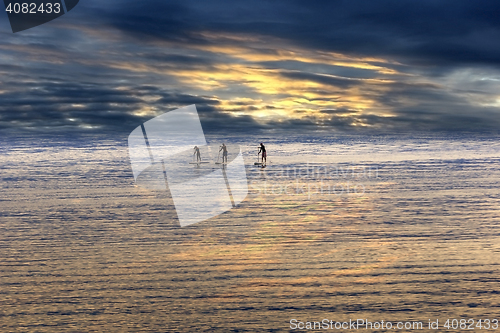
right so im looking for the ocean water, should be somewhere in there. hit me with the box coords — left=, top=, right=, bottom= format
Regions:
left=1, top=132, right=500, bottom=332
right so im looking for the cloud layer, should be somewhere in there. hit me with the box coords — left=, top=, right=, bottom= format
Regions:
left=1, top=0, right=500, bottom=133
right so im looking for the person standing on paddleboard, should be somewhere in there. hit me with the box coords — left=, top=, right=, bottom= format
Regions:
left=194, top=146, right=201, bottom=162
left=258, top=143, right=266, bottom=164
left=220, top=143, right=228, bottom=163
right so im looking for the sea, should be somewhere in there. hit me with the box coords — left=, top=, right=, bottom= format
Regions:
left=1, top=132, right=500, bottom=332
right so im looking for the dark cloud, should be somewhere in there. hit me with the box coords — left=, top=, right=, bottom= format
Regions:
left=91, top=0, right=500, bottom=67
left=279, top=71, right=359, bottom=89
left=258, top=60, right=381, bottom=79
left=0, top=79, right=222, bottom=132
left=154, top=93, right=220, bottom=108
left=320, top=108, right=358, bottom=115
left=200, top=112, right=265, bottom=134
left=1, top=0, right=500, bottom=133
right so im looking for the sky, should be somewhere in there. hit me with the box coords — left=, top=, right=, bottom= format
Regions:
left=1, top=0, right=500, bottom=134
